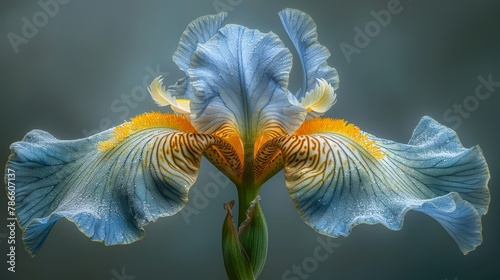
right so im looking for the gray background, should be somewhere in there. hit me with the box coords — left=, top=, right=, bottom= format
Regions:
left=1, top=0, right=499, bottom=279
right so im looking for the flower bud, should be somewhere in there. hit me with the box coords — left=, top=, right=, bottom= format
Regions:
left=222, top=200, right=255, bottom=280
left=238, top=196, right=268, bottom=278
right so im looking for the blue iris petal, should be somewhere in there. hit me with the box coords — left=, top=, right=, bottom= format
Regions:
left=7, top=128, right=211, bottom=255
left=280, top=117, right=489, bottom=254
left=188, top=24, right=306, bottom=140
left=168, top=12, right=228, bottom=99
left=279, top=8, right=339, bottom=100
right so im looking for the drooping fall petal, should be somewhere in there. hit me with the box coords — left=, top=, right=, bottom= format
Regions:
left=257, top=116, right=490, bottom=254
left=6, top=112, right=240, bottom=255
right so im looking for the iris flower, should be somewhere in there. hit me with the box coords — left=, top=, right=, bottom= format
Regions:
left=5, top=8, right=490, bottom=279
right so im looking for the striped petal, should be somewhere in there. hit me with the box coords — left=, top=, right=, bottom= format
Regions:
left=6, top=112, right=241, bottom=255
left=189, top=24, right=306, bottom=145
left=279, top=8, right=339, bottom=101
left=258, top=116, right=490, bottom=254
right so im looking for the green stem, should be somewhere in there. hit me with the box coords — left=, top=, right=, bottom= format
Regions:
left=236, top=186, right=260, bottom=226
left=237, top=141, right=260, bottom=225
left=221, top=139, right=269, bottom=278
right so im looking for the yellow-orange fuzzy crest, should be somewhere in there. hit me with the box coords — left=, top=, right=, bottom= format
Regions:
left=98, top=111, right=196, bottom=151
left=294, top=118, right=384, bottom=160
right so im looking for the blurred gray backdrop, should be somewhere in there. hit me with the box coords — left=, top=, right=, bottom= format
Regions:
left=1, top=0, right=499, bottom=279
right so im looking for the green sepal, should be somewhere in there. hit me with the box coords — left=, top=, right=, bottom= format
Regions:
left=222, top=200, right=255, bottom=280
left=238, top=196, right=268, bottom=278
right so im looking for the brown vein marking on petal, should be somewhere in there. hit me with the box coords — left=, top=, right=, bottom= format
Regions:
left=294, top=118, right=384, bottom=160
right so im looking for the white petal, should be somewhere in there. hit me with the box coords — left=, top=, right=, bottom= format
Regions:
left=300, top=78, right=336, bottom=113
left=149, top=76, right=191, bottom=114
left=171, top=99, right=192, bottom=115
left=148, top=76, right=173, bottom=106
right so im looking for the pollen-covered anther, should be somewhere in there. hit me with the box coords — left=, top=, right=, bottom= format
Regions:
left=300, top=78, right=337, bottom=113
left=148, top=76, right=191, bottom=114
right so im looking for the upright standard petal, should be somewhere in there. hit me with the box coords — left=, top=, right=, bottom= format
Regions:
left=6, top=112, right=240, bottom=255
left=258, top=116, right=489, bottom=254
left=168, top=12, right=228, bottom=100
left=279, top=8, right=339, bottom=100
left=173, top=12, right=228, bottom=73
left=189, top=24, right=306, bottom=146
